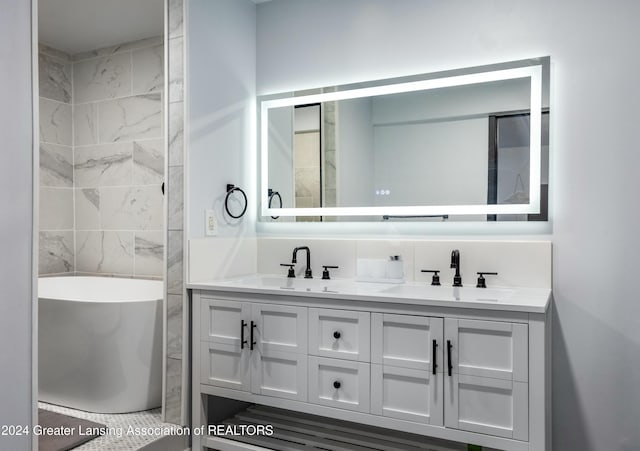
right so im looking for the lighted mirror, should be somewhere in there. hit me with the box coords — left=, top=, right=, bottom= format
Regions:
left=259, top=57, right=549, bottom=221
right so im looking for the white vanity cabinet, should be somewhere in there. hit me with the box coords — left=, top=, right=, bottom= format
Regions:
left=200, top=297, right=308, bottom=401
left=369, top=314, right=529, bottom=436
left=192, top=286, right=551, bottom=451
left=308, top=356, right=371, bottom=413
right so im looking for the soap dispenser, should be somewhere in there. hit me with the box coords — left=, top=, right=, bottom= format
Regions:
left=387, top=255, right=404, bottom=280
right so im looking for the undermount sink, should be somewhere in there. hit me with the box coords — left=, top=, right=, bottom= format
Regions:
left=381, top=284, right=514, bottom=302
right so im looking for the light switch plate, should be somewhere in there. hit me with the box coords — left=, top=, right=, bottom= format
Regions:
left=205, top=209, right=217, bottom=236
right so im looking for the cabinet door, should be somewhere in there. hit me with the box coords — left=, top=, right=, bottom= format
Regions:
left=444, top=318, right=529, bottom=440
left=445, top=374, right=528, bottom=440
left=308, top=356, right=370, bottom=413
left=371, top=364, right=443, bottom=426
left=308, top=308, right=370, bottom=362
left=252, top=303, right=307, bottom=354
left=251, top=350, right=307, bottom=402
left=371, top=313, right=443, bottom=372
left=444, top=318, right=528, bottom=382
left=200, top=342, right=250, bottom=391
left=201, top=298, right=250, bottom=346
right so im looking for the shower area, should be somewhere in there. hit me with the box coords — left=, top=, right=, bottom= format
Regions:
left=36, top=0, right=187, bottom=449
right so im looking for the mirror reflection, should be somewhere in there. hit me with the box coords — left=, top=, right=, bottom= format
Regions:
left=261, top=58, right=549, bottom=221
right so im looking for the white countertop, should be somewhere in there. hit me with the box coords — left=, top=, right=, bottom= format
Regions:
left=187, top=274, right=551, bottom=314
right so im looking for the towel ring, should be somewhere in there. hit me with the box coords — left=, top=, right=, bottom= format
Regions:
left=268, top=189, right=282, bottom=220
left=225, top=184, right=247, bottom=219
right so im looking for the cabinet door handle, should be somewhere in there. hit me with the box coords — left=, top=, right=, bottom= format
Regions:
left=250, top=321, right=257, bottom=351
left=333, top=380, right=341, bottom=389
left=333, top=331, right=341, bottom=339
left=432, top=339, right=438, bottom=375
left=240, top=320, right=248, bottom=349
left=447, top=340, right=453, bottom=377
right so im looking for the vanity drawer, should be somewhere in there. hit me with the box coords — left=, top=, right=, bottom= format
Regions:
left=308, top=308, right=370, bottom=362
left=308, top=356, right=370, bottom=413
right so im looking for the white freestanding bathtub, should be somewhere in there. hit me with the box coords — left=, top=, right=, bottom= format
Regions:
left=38, top=276, right=163, bottom=413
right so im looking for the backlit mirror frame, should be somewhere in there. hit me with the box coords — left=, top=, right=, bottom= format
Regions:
left=259, top=57, right=547, bottom=218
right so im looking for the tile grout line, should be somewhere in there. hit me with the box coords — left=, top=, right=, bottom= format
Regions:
left=74, top=90, right=163, bottom=107
left=72, top=38, right=163, bottom=64
left=71, top=56, right=76, bottom=274
left=74, top=136, right=164, bottom=150
left=129, top=48, right=135, bottom=278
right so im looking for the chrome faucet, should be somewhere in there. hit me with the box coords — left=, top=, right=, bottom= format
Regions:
left=450, top=249, right=462, bottom=287
left=292, top=246, right=312, bottom=279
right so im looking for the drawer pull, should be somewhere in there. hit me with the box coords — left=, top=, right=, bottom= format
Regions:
left=240, top=320, right=248, bottom=349
left=447, top=340, right=453, bottom=377
left=432, top=339, right=438, bottom=374
left=250, top=321, right=257, bottom=350
left=333, top=331, right=341, bottom=339
left=333, top=380, right=341, bottom=389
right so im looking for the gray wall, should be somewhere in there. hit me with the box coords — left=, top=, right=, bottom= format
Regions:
left=0, top=0, right=34, bottom=449
left=188, top=0, right=256, bottom=238
left=337, top=97, right=374, bottom=208
left=256, top=0, right=640, bottom=450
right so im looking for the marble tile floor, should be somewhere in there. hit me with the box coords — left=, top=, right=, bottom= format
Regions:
left=38, top=402, right=186, bottom=451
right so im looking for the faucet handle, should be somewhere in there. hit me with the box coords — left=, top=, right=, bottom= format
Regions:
left=476, top=272, right=498, bottom=288
left=322, top=265, right=339, bottom=280
left=280, top=263, right=295, bottom=278
left=420, top=270, right=441, bottom=286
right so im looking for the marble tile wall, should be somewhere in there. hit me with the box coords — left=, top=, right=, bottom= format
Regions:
left=39, top=46, right=74, bottom=275
left=72, top=38, right=165, bottom=279
left=38, top=39, right=165, bottom=278
left=164, top=0, right=186, bottom=425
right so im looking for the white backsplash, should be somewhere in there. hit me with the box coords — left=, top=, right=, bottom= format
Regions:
left=356, top=257, right=405, bottom=283
left=256, top=238, right=357, bottom=280
left=188, top=237, right=551, bottom=289
left=189, top=237, right=257, bottom=282
left=356, top=240, right=414, bottom=282
left=413, top=240, right=552, bottom=289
